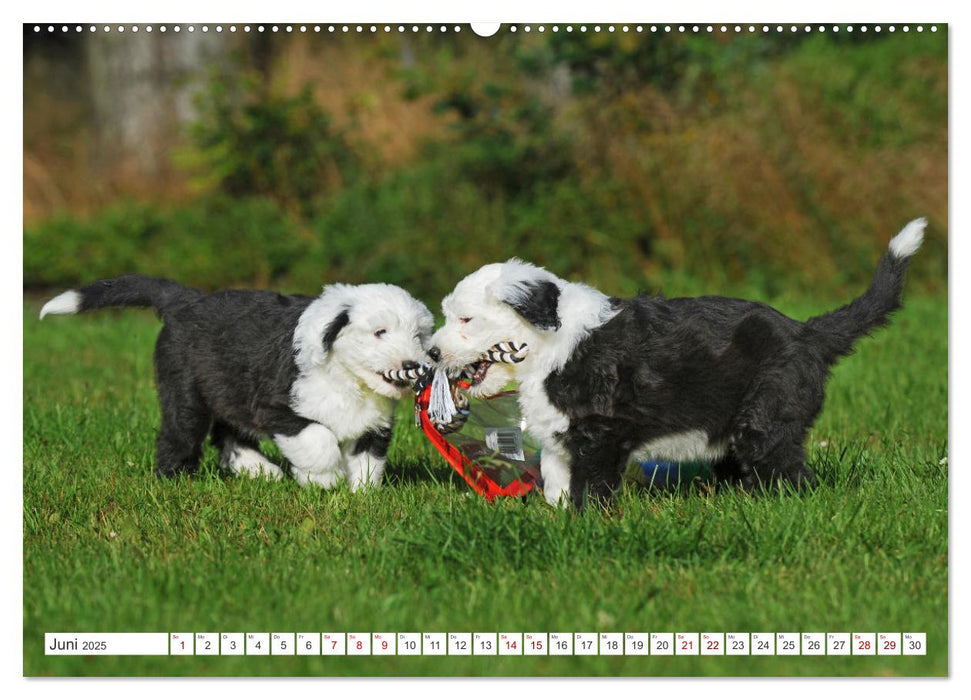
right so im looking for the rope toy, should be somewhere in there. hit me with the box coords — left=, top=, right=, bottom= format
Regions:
left=381, top=366, right=426, bottom=384
left=419, top=341, right=530, bottom=432
left=428, top=367, right=460, bottom=427
left=479, top=341, right=530, bottom=365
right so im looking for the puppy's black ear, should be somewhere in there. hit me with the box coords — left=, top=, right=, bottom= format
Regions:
left=503, top=280, right=561, bottom=331
left=322, top=308, right=351, bottom=351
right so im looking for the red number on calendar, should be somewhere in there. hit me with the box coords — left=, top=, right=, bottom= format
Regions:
left=381, top=641, right=388, bottom=650
left=706, top=640, right=718, bottom=650
left=858, top=640, right=871, bottom=651
left=331, top=640, right=337, bottom=649
left=356, top=640, right=363, bottom=650
left=681, top=640, right=693, bottom=650
left=883, top=640, right=896, bottom=651
left=531, top=640, right=543, bottom=650
left=506, top=640, right=517, bottom=650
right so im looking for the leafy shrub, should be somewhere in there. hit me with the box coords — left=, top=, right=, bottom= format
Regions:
left=24, top=196, right=306, bottom=291
left=181, top=67, right=359, bottom=216
left=398, top=35, right=574, bottom=200
left=296, top=163, right=664, bottom=303
left=24, top=32, right=946, bottom=305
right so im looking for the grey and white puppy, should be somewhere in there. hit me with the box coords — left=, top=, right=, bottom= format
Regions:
left=41, top=276, right=434, bottom=489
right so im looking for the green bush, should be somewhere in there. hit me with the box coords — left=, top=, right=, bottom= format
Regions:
left=24, top=32, right=947, bottom=306
left=181, top=67, right=359, bottom=216
left=398, top=35, right=574, bottom=200
left=24, top=197, right=307, bottom=291
left=298, top=164, right=680, bottom=303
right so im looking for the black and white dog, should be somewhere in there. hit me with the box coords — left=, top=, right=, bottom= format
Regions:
left=429, top=219, right=926, bottom=507
left=40, top=276, right=434, bottom=489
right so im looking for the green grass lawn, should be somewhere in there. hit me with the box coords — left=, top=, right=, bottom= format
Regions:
left=22, top=294, right=948, bottom=676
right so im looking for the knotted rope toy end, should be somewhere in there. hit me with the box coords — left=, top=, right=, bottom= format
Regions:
left=420, top=341, right=529, bottom=434
left=427, top=366, right=459, bottom=427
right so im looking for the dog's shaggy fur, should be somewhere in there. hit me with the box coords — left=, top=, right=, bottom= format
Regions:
left=430, top=219, right=927, bottom=507
left=41, top=276, right=434, bottom=489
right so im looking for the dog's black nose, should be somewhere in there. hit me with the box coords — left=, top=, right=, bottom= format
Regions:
left=402, top=360, right=421, bottom=371
left=427, top=346, right=441, bottom=362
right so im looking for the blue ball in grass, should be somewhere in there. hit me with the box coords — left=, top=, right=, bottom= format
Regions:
left=639, top=460, right=681, bottom=488
left=638, top=459, right=713, bottom=489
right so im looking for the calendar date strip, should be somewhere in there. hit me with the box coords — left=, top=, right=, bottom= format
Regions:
left=45, top=632, right=927, bottom=657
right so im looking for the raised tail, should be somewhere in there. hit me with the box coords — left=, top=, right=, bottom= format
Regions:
left=807, top=218, right=926, bottom=358
left=39, top=275, right=202, bottom=320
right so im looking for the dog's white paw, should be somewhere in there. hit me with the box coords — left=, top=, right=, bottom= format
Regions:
left=542, top=484, right=571, bottom=507
left=293, top=469, right=341, bottom=489
left=222, top=445, right=285, bottom=481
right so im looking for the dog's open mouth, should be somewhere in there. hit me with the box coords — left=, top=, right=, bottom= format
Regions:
left=379, top=365, right=425, bottom=388
left=456, top=342, right=529, bottom=387
left=461, top=360, right=493, bottom=386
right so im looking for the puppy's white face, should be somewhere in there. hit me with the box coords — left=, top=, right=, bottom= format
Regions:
left=431, top=260, right=561, bottom=395
left=296, top=284, right=434, bottom=399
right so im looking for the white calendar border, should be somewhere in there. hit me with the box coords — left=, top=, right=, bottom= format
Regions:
left=9, top=0, right=963, bottom=698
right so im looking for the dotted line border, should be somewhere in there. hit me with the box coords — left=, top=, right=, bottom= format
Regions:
left=31, top=24, right=940, bottom=35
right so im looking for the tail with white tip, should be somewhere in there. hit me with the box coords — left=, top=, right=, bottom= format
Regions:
left=808, top=218, right=926, bottom=359
left=39, top=290, right=83, bottom=320
left=888, top=217, right=926, bottom=259
left=39, top=275, right=203, bottom=321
